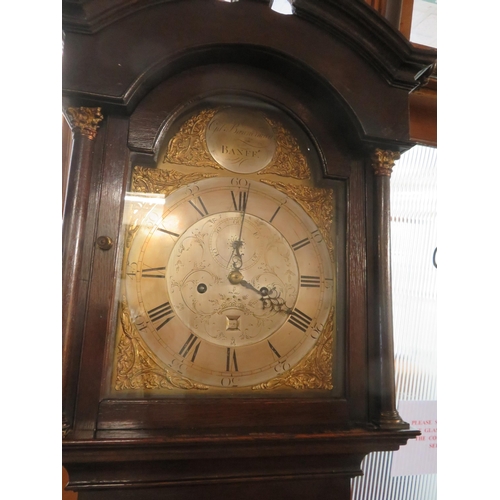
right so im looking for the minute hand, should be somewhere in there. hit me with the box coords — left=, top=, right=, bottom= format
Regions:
left=236, top=184, right=250, bottom=242
left=228, top=184, right=251, bottom=270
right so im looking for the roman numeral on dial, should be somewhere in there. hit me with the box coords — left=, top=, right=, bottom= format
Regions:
left=291, top=237, right=311, bottom=251
left=231, top=190, right=248, bottom=211
left=226, top=347, right=239, bottom=372
left=157, top=228, right=180, bottom=238
left=288, top=308, right=313, bottom=333
left=189, top=197, right=209, bottom=217
left=269, top=205, right=281, bottom=223
left=141, top=266, right=166, bottom=278
left=179, top=333, right=202, bottom=362
left=147, top=302, right=174, bottom=330
left=300, top=275, right=321, bottom=288
left=267, top=340, right=282, bottom=359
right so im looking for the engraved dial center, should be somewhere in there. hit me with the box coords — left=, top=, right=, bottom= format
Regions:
left=167, top=212, right=299, bottom=347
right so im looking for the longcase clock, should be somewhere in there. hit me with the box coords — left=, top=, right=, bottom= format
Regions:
left=62, top=1, right=437, bottom=498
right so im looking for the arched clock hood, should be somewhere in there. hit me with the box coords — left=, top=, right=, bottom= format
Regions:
left=62, top=0, right=435, bottom=147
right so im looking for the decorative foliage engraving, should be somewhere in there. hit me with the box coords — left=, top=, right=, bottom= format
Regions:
left=132, top=166, right=216, bottom=195
left=162, top=108, right=310, bottom=179
left=114, top=298, right=209, bottom=391
left=111, top=117, right=335, bottom=392
left=258, top=119, right=309, bottom=179
left=371, top=148, right=401, bottom=177
left=66, top=106, right=104, bottom=140
left=252, top=311, right=334, bottom=390
left=163, top=109, right=219, bottom=168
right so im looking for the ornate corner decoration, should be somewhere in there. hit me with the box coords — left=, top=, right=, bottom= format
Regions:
left=114, top=298, right=209, bottom=391
left=66, top=107, right=104, bottom=140
left=371, top=148, right=401, bottom=177
left=163, top=109, right=219, bottom=168
left=258, top=118, right=309, bottom=179
left=252, top=310, right=334, bottom=390
left=126, top=167, right=217, bottom=249
left=131, top=166, right=216, bottom=196
left=163, top=109, right=310, bottom=179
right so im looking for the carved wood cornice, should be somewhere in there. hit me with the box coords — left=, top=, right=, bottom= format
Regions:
left=62, top=0, right=436, bottom=92
left=292, top=0, right=435, bottom=90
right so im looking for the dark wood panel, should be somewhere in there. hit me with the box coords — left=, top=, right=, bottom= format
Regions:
left=72, top=115, right=131, bottom=435
left=63, top=427, right=418, bottom=496
left=97, top=399, right=350, bottom=431
left=345, top=160, right=370, bottom=423
left=63, top=123, right=107, bottom=435
left=62, top=0, right=434, bottom=144
left=75, top=475, right=351, bottom=500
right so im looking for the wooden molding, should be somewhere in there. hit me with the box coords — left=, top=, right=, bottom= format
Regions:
left=409, top=77, right=437, bottom=147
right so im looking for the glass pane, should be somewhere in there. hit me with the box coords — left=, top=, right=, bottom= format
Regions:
left=104, top=95, right=346, bottom=400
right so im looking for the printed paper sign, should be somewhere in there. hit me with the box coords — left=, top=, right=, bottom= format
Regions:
left=391, top=400, right=437, bottom=476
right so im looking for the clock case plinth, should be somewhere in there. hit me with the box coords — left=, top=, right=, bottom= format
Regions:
left=62, top=1, right=436, bottom=498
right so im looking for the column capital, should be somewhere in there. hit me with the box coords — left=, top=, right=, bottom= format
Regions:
left=66, top=106, right=104, bottom=140
left=371, top=148, right=400, bottom=177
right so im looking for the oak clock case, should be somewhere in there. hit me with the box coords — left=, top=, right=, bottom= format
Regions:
left=107, top=101, right=345, bottom=398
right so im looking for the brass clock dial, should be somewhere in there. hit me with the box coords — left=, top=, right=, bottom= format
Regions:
left=122, top=176, right=334, bottom=388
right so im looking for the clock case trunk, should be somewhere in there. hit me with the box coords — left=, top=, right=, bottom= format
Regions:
left=62, top=1, right=436, bottom=498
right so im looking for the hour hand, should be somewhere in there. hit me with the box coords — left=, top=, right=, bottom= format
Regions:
left=239, top=279, right=263, bottom=295
left=260, top=287, right=293, bottom=314
left=227, top=271, right=257, bottom=292
left=227, top=272, right=263, bottom=295
left=226, top=270, right=291, bottom=313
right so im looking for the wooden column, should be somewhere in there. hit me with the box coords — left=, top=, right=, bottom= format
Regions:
left=371, top=148, right=409, bottom=430
left=62, top=107, right=104, bottom=437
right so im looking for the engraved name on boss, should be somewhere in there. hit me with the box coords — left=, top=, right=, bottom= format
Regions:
left=209, top=120, right=273, bottom=139
left=220, top=145, right=261, bottom=158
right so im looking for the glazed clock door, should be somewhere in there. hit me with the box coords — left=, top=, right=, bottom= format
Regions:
left=105, top=98, right=345, bottom=412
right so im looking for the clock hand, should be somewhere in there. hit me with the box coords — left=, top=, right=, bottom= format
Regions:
left=236, top=183, right=250, bottom=241
left=227, top=272, right=266, bottom=296
left=227, top=184, right=251, bottom=270
left=239, top=279, right=264, bottom=295
left=227, top=272, right=292, bottom=314
left=260, top=287, right=293, bottom=314
left=230, top=239, right=244, bottom=271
